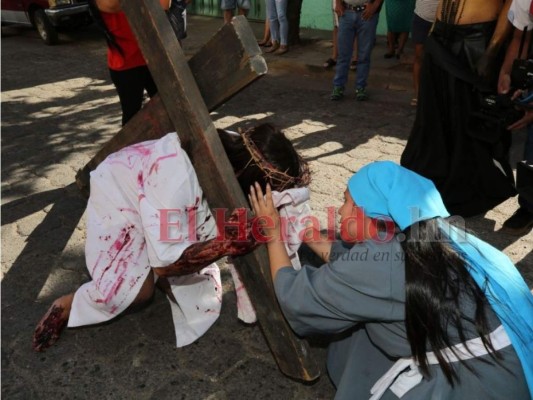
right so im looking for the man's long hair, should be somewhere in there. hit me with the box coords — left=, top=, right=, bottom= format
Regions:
left=218, top=123, right=310, bottom=193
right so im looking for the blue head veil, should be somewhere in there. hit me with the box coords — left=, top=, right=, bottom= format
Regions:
left=348, top=161, right=533, bottom=396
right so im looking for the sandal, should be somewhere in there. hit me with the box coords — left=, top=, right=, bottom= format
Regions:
left=350, top=60, right=357, bottom=70
left=323, top=58, right=337, bottom=69
left=258, top=39, right=271, bottom=47
left=274, top=45, right=288, bottom=55
left=410, top=98, right=418, bottom=106
left=265, top=41, right=280, bottom=53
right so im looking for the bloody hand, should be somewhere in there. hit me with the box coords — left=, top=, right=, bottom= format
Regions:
left=222, top=209, right=260, bottom=257
left=157, top=209, right=260, bottom=278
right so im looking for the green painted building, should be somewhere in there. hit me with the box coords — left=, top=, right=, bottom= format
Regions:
left=189, top=0, right=389, bottom=35
left=300, top=0, right=388, bottom=34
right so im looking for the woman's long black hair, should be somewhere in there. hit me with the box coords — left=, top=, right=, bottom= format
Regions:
left=401, top=218, right=501, bottom=385
left=218, top=123, right=309, bottom=193
left=88, top=0, right=124, bottom=57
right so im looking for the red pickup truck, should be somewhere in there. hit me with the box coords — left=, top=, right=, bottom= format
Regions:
left=1, top=0, right=92, bottom=44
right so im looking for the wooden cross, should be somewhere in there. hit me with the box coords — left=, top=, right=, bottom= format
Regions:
left=76, top=4, right=319, bottom=381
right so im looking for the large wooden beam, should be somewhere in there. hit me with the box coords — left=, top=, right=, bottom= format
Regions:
left=75, top=20, right=267, bottom=196
left=120, top=2, right=319, bottom=381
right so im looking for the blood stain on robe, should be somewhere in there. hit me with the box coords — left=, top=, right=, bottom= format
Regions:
left=148, top=153, right=178, bottom=176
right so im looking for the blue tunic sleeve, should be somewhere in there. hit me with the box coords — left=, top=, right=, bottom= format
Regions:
left=274, top=239, right=406, bottom=336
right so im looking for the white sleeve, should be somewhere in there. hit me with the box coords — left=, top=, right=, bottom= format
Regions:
left=508, top=0, right=533, bottom=31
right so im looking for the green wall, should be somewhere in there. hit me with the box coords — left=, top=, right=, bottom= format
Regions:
left=300, top=0, right=388, bottom=35
left=189, top=0, right=388, bottom=35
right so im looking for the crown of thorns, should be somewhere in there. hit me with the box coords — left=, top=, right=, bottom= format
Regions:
left=239, top=127, right=311, bottom=191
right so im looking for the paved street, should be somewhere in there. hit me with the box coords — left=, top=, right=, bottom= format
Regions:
left=2, top=15, right=531, bottom=399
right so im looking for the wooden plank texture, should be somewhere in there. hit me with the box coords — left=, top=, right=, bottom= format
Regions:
left=118, top=3, right=319, bottom=381
left=75, top=20, right=267, bottom=196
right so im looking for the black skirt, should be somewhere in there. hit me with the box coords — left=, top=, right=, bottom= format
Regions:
left=401, top=20, right=516, bottom=217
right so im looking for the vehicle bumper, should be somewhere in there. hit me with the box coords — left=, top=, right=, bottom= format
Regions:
left=44, top=4, right=89, bottom=26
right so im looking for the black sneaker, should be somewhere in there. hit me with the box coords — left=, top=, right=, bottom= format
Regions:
left=501, top=207, right=533, bottom=236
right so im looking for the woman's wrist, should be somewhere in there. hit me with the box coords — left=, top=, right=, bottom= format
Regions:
left=265, top=235, right=292, bottom=280
left=262, top=226, right=282, bottom=243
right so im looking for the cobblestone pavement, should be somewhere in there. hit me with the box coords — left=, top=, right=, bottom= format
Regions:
left=2, top=15, right=531, bottom=400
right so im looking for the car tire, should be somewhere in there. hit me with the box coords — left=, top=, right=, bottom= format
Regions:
left=33, top=9, right=58, bottom=45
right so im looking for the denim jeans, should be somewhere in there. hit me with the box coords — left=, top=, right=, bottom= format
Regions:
left=333, top=10, right=378, bottom=89
left=518, top=124, right=533, bottom=211
left=267, top=0, right=288, bottom=45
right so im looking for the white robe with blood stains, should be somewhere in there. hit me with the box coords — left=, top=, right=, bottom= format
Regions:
left=68, top=132, right=221, bottom=347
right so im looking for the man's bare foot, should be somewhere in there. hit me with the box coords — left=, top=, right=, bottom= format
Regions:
left=32, top=294, right=73, bottom=352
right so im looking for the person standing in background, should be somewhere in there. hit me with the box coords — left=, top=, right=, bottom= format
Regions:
left=257, top=18, right=272, bottom=47
left=401, top=0, right=516, bottom=217
left=410, top=0, right=439, bottom=106
left=89, top=0, right=169, bottom=126
left=330, top=0, right=383, bottom=101
left=221, top=0, right=249, bottom=24
left=265, top=0, right=289, bottom=54
left=324, top=0, right=359, bottom=70
left=167, top=0, right=190, bottom=45
left=497, top=0, right=533, bottom=235
left=383, top=0, right=416, bottom=59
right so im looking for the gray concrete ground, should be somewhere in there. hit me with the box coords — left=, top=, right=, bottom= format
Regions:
left=2, top=15, right=532, bottom=400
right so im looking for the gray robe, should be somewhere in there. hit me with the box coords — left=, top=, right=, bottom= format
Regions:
left=274, top=239, right=529, bottom=399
